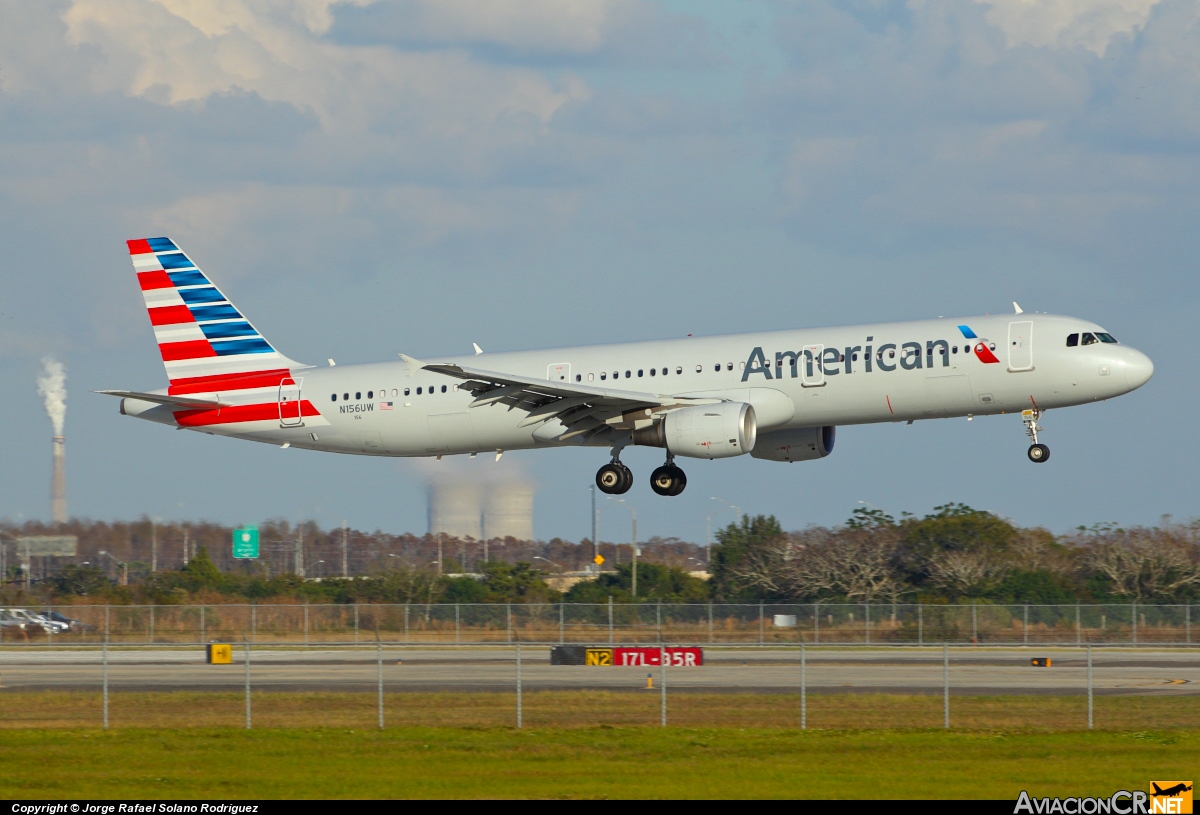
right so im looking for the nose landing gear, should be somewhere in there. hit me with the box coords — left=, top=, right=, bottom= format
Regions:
left=1023, top=409, right=1050, bottom=463
left=650, top=455, right=687, bottom=496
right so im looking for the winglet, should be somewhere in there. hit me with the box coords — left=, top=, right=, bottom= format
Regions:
left=398, top=353, right=424, bottom=377
left=1013, top=301, right=1024, bottom=314
left=472, top=342, right=483, bottom=355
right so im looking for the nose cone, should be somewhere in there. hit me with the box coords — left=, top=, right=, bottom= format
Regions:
left=1122, top=348, right=1154, bottom=391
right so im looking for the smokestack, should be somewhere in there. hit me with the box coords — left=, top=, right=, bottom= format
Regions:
left=37, top=357, right=67, bottom=525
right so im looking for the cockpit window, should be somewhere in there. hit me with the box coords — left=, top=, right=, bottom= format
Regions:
left=1066, top=333, right=1079, bottom=347
left=1096, top=333, right=1118, bottom=343
left=1081, top=332, right=1098, bottom=345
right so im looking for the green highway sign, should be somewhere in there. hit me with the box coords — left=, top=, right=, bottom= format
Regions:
left=232, top=526, right=260, bottom=559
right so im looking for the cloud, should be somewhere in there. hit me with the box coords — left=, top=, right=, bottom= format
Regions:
left=979, top=0, right=1161, bottom=55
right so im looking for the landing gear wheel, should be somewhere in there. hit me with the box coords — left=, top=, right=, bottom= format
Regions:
left=1022, top=408, right=1049, bottom=464
left=650, top=465, right=687, bottom=496
left=596, top=463, right=627, bottom=494
left=1027, top=443, right=1050, bottom=463
left=615, top=463, right=633, bottom=494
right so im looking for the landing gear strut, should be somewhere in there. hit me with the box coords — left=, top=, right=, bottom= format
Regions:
left=595, top=457, right=633, bottom=494
left=650, top=455, right=687, bottom=496
left=1023, top=409, right=1050, bottom=463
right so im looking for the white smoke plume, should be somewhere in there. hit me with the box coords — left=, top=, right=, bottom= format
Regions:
left=37, top=356, right=66, bottom=436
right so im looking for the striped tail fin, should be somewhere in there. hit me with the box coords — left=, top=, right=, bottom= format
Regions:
left=127, top=237, right=307, bottom=395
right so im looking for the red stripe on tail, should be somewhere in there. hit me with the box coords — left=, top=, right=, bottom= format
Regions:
left=148, top=305, right=195, bottom=326
left=159, top=339, right=215, bottom=362
left=174, top=400, right=321, bottom=428
left=138, top=270, right=173, bottom=290
left=127, top=239, right=153, bottom=255
left=167, top=368, right=292, bottom=394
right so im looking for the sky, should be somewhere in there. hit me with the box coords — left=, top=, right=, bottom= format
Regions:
left=1, top=0, right=1197, bottom=545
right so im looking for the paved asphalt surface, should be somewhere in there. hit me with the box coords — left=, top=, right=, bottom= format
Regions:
left=1, top=646, right=1196, bottom=695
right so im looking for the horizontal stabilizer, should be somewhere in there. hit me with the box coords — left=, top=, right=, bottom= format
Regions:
left=95, top=389, right=229, bottom=408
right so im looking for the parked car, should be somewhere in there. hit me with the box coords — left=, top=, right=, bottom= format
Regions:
left=38, top=610, right=93, bottom=632
left=0, top=609, right=31, bottom=638
left=6, top=609, right=67, bottom=634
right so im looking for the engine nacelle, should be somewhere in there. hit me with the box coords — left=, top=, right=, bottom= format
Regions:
left=750, top=426, right=835, bottom=463
left=632, top=402, right=756, bottom=459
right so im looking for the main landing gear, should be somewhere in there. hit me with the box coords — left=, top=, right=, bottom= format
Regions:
left=1023, top=408, right=1050, bottom=463
left=595, top=454, right=689, bottom=496
left=650, top=455, right=687, bottom=497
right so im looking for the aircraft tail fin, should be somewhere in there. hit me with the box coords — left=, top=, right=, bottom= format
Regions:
left=126, top=237, right=307, bottom=394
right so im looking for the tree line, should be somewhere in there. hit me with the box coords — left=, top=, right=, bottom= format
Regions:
left=4, top=504, right=1199, bottom=604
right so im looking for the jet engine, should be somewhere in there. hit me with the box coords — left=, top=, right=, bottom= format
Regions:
left=750, top=426, right=835, bottom=463
left=632, top=402, right=756, bottom=459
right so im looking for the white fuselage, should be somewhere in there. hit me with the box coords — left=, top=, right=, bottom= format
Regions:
left=124, top=312, right=1153, bottom=459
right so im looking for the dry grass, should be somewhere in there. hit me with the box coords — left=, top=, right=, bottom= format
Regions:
left=1, top=690, right=1197, bottom=731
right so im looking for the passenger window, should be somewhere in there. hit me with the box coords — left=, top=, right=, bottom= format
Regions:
left=649, top=369, right=656, bottom=376
left=613, top=371, right=619, bottom=379
left=576, top=374, right=581, bottom=382
left=441, top=385, right=447, bottom=393
left=676, top=367, right=682, bottom=375
left=1097, top=333, right=1118, bottom=344
left=727, top=362, right=733, bottom=371
left=625, top=370, right=631, bottom=378
left=404, top=388, right=410, bottom=396
left=588, top=373, right=594, bottom=382
left=600, top=373, right=607, bottom=380
left=638, top=370, right=644, bottom=377
left=331, top=394, right=337, bottom=402
left=368, top=391, right=373, bottom=399
left=695, top=365, right=702, bottom=373
left=988, top=343, right=996, bottom=351
left=343, top=393, right=349, bottom=401
left=355, top=392, right=361, bottom=400
left=416, top=387, right=422, bottom=395
left=392, top=389, right=398, bottom=397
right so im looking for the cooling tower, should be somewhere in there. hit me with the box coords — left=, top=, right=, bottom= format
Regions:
left=483, top=480, right=534, bottom=541
left=51, top=436, right=66, bottom=524
left=428, top=480, right=482, bottom=540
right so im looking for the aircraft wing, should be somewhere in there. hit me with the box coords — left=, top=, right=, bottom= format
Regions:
left=422, top=361, right=718, bottom=443
left=95, top=390, right=230, bottom=409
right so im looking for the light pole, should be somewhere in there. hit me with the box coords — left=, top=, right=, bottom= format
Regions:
left=589, top=484, right=598, bottom=571
left=97, top=550, right=127, bottom=586
left=341, top=520, right=348, bottom=578
left=708, top=497, right=742, bottom=563
left=606, top=498, right=638, bottom=597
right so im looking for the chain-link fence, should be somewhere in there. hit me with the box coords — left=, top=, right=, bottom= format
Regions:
left=1, top=643, right=1196, bottom=731
left=2, top=602, right=1197, bottom=645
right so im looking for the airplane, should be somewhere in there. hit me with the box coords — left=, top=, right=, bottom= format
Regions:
left=101, top=238, right=1154, bottom=496
left=1152, top=784, right=1193, bottom=798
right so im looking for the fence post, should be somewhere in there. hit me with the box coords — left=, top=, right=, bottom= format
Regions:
left=455, top=603, right=460, bottom=644
left=105, top=604, right=110, bottom=645
left=1132, top=601, right=1137, bottom=645
left=656, top=601, right=662, bottom=644
left=708, top=602, right=713, bottom=644
left=971, top=604, right=977, bottom=643
left=660, top=645, right=667, bottom=727
left=244, top=641, right=252, bottom=730
left=354, top=603, right=360, bottom=645
left=149, top=605, right=155, bottom=644
left=559, top=603, right=564, bottom=644
left=759, top=602, right=764, bottom=645
left=516, top=642, right=523, bottom=729
left=404, top=604, right=409, bottom=644
left=251, top=604, right=256, bottom=644
left=1187, top=604, right=1191, bottom=645
left=1024, top=604, right=1029, bottom=646
left=800, top=641, right=806, bottom=730
left=942, top=644, right=950, bottom=728
left=507, top=602, right=512, bottom=644
left=865, top=603, right=870, bottom=645
left=1076, top=603, right=1081, bottom=646
left=377, top=642, right=384, bottom=730
left=102, top=637, right=109, bottom=730
left=304, top=603, right=309, bottom=646
left=814, top=602, right=820, bottom=644
left=200, top=605, right=206, bottom=644
left=608, top=597, right=614, bottom=644
left=918, top=603, right=923, bottom=646
left=1087, top=643, right=1093, bottom=730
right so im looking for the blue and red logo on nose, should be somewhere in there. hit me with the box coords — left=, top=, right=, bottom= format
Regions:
left=958, top=325, right=1000, bottom=364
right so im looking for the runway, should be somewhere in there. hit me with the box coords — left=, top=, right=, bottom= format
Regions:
left=1, top=646, right=1196, bottom=695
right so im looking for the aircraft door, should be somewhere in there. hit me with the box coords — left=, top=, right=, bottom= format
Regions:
left=279, top=377, right=303, bottom=427
left=801, top=345, right=825, bottom=387
left=547, top=362, right=572, bottom=382
left=1008, top=321, right=1034, bottom=372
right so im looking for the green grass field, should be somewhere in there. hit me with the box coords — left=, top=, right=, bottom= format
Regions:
left=2, top=726, right=1196, bottom=799
left=2, top=692, right=1197, bottom=798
